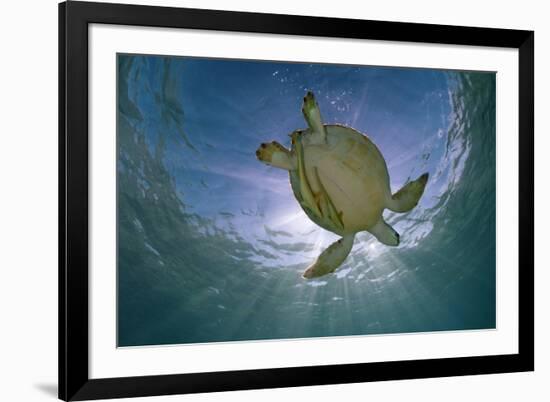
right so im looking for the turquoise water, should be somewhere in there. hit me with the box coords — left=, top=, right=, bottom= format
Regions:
left=117, top=54, right=496, bottom=347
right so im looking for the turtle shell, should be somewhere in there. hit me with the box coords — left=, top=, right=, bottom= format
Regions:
left=289, top=124, right=391, bottom=236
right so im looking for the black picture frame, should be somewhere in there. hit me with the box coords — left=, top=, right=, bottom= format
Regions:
left=59, top=1, right=534, bottom=400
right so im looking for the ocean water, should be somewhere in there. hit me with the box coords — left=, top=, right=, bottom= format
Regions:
left=117, top=54, right=496, bottom=347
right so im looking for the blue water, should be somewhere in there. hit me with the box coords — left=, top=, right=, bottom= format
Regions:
left=117, top=54, right=496, bottom=347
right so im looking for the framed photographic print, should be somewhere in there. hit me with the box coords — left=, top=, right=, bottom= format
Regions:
left=59, top=1, right=534, bottom=400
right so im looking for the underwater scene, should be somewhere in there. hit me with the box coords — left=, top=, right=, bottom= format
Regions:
left=117, top=54, right=496, bottom=347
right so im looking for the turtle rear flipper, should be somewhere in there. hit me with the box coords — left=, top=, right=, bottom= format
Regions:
left=256, top=141, right=296, bottom=170
left=302, top=91, right=327, bottom=144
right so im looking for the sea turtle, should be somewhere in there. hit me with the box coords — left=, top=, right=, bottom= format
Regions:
left=256, top=91, right=429, bottom=279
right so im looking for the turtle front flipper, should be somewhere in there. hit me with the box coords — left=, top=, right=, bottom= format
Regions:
left=256, top=141, right=296, bottom=170
left=302, top=91, right=327, bottom=144
left=386, top=172, right=429, bottom=213
left=302, top=234, right=355, bottom=279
